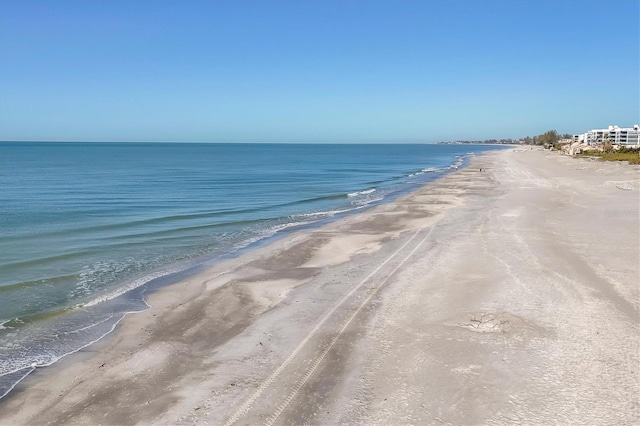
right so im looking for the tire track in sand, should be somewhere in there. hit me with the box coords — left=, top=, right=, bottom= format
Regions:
left=224, top=222, right=439, bottom=426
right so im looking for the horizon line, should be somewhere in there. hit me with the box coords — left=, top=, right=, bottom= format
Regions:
left=0, top=139, right=520, bottom=145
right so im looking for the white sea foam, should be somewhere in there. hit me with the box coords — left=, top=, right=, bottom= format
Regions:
left=352, top=195, right=384, bottom=207
left=347, top=188, right=376, bottom=197
left=292, top=207, right=356, bottom=219
left=448, top=157, right=464, bottom=169
left=61, top=315, right=115, bottom=335
left=267, top=220, right=315, bottom=233
left=0, top=367, right=36, bottom=400
left=235, top=221, right=317, bottom=250
left=290, top=194, right=389, bottom=220
left=0, top=311, right=132, bottom=400
left=82, top=272, right=166, bottom=308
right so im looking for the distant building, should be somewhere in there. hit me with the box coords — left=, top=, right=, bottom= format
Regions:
left=573, top=125, right=640, bottom=147
left=608, top=125, right=640, bottom=145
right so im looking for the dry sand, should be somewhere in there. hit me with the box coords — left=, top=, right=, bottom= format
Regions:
left=0, top=147, right=638, bottom=425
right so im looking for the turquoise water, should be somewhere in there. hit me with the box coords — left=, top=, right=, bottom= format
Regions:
left=0, top=142, right=505, bottom=398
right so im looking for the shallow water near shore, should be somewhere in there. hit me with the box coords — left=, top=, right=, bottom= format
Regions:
left=0, top=142, right=506, bottom=399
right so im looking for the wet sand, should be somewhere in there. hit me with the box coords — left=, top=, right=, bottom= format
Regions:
left=1, top=147, right=638, bottom=425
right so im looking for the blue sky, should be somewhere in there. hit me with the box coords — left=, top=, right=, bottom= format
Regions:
left=0, top=0, right=638, bottom=142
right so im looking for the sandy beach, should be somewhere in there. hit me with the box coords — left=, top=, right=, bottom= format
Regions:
left=1, top=147, right=638, bottom=425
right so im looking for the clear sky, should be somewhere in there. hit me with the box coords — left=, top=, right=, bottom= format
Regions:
left=0, top=0, right=638, bottom=143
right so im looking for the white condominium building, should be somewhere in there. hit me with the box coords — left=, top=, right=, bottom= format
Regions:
left=574, top=125, right=640, bottom=146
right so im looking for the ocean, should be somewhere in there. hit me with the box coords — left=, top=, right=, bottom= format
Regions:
left=0, top=142, right=505, bottom=398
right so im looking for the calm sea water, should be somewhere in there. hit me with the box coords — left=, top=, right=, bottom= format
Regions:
left=0, top=142, right=505, bottom=398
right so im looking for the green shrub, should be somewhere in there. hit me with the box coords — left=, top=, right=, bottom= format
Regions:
left=577, top=150, right=640, bottom=164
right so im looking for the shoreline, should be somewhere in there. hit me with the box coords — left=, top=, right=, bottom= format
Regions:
left=0, top=150, right=487, bottom=406
left=0, top=147, right=482, bottom=401
left=0, top=149, right=479, bottom=402
left=1, top=147, right=638, bottom=424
